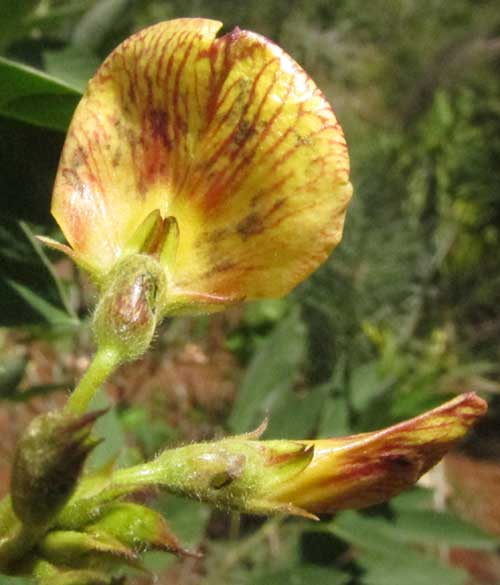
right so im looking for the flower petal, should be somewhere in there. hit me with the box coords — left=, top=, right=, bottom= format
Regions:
left=51, top=18, right=352, bottom=296
left=271, top=392, right=487, bottom=513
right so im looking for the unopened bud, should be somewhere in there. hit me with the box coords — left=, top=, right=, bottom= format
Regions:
left=107, top=393, right=486, bottom=519
left=93, top=254, right=166, bottom=361
left=11, top=410, right=104, bottom=526
left=85, top=502, right=199, bottom=557
left=38, top=530, right=138, bottom=573
left=270, top=392, right=487, bottom=513
left=31, top=559, right=114, bottom=585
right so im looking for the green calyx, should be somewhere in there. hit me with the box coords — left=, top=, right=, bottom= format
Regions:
left=93, top=253, right=168, bottom=362
left=11, top=410, right=104, bottom=527
left=108, top=437, right=315, bottom=517
left=64, top=253, right=169, bottom=416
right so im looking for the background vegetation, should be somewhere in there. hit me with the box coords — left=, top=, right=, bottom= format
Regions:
left=1, top=1, right=500, bottom=583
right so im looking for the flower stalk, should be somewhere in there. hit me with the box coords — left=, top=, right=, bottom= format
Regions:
left=65, top=348, right=121, bottom=415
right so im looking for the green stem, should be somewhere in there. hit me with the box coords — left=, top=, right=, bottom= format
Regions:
left=65, top=347, right=122, bottom=415
left=0, top=497, right=44, bottom=574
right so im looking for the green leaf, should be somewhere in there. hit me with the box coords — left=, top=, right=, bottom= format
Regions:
left=331, top=511, right=469, bottom=585
left=20, top=221, right=75, bottom=316
left=317, top=359, right=351, bottom=437
left=153, top=494, right=210, bottom=547
left=359, top=550, right=467, bottom=585
left=391, top=508, right=499, bottom=551
left=0, top=56, right=81, bottom=131
left=390, top=487, right=434, bottom=511
left=244, top=299, right=290, bottom=327
left=6, top=279, right=76, bottom=328
left=43, top=48, right=100, bottom=94
left=0, top=219, right=78, bottom=329
left=264, top=382, right=329, bottom=439
left=86, top=393, right=129, bottom=471
left=119, top=406, right=178, bottom=458
left=252, top=565, right=350, bottom=585
left=229, top=308, right=306, bottom=433
left=349, top=360, right=392, bottom=414
left=71, top=0, right=133, bottom=51
left=316, top=393, right=350, bottom=437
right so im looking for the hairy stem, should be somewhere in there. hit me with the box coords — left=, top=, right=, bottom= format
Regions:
left=65, top=347, right=121, bottom=415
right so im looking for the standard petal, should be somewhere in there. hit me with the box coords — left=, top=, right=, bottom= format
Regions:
left=51, top=18, right=351, bottom=296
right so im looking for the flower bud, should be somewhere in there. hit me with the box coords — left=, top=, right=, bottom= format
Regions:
left=11, top=410, right=104, bottom=526
left=84, top=502, right=198, bottom=557
left=30, top=558, right=114, bottom=585
left=92, top=254, right=167, bottom=361
left=269, top=392, right=487, bottom=513
left=38, top=530, right=137, bottom=572
left=104, top=393, right=486, bottom=519
left=38, top=570, right=113, bottom=585
left=49, top=393, right=486, bottom=535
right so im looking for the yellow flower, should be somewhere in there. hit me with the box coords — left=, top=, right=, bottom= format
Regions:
left=268, top=392, right=487, bottom=515
left=41, top=18, right=352, bottom=314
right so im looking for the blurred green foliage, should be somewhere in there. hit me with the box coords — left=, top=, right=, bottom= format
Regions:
left=1, top=0, right=499, bottom=584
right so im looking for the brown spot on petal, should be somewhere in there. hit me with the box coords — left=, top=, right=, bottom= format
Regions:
left=383, top=453, right=416, bottom=470
left=237, top=212, right=264, bottom=240
left=201, top=259, right=237, bottom=281
left=62, top=168, right=83, bottom=192
left=112, top=148, right=122, bottom=168
left=205, top=227, right=231, bottom=243
left=214, top=259, right=236, bottom=273
left=233, top=119, right=256, bottom=147
left=72, top=146, right=88, bottom=168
